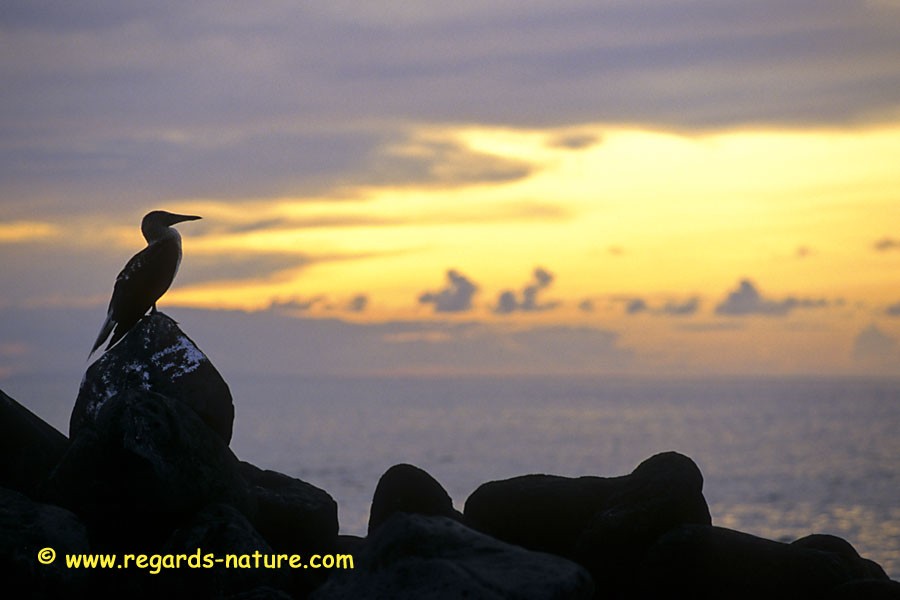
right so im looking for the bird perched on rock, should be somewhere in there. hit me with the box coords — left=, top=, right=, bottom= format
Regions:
left=90, top=210, right=201, bottom=356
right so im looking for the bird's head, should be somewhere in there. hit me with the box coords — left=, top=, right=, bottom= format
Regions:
left=141, top=210, right=202, bottom=241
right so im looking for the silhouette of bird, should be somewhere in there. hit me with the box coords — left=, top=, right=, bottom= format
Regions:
left=90, top=210, right=201, bottom=356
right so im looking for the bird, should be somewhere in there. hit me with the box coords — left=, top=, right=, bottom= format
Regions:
left=90, top=210, right=202, bottom=356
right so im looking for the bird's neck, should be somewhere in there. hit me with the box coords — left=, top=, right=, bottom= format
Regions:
left=142, top=224, right=181, bottom=245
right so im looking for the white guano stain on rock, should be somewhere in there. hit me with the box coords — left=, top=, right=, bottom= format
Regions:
left=151, top=335, right=205, bottom=379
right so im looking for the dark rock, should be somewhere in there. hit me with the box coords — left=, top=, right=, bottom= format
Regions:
left=826, top=579, right=900, bottom=599
left=575, top=452, right=711, bottom=590
left=0, top=389, right=69, bottom=497
left=311, top=513, right=594, bottom=599
left=227, top=586, right=296, bottom=600
left=73, top=311, right=234, bottom=444
left=792, top=534, right=889, bottom=581
left=464, top=472, right=618, bottom=556
left=637, top=524, right=858, bottom=600
left=464, top=451, right=709, bottom=562
left=159, top=503, right=292, bottom=600
left=44, top=388, right=254, bottom=551
left=238, top=461, right=339, bottom=591
left=368, top=463, right=462, bottom=534
left=336, top=534, right=365, bottom=557
left=0, top=486, right=91, bottom=599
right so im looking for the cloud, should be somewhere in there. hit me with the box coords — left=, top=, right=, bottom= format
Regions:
left=346, top=294, right=369, bottom=313
left=714, top=279, right=828, bottom=317
left=367, top=136, right=534, bottom=188
left=493, top=267, right=560, bottom=314
left=178, top=252, right=309, bottom=287
left=660, top=297, right=701, bottom=316
left=546, top=131, right=602, bottom=150
left=418, top=269, right=479, bottom=313
left=4, top=0, right=900, bottom=215
left=852, top=324, right=899, bottom=365
left=267, top=296, right=326, bottom=314
left=874, top=237, right=900, bottom=252
left=886, top=301, right=900, bottom=317
left=626, top=298, right=648, bottom=315
left=622, top=296, right=699, bottom=316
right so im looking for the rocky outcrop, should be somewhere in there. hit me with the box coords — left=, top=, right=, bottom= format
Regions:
left=73, top=312, right=234, bottom=444
left=464, top=452, right=710, bottom=561
left=0, top=389, right=69, bottom=498
left=160, top=503, right=293, bottom=599
left=368, top=463, right=463, bottom=533
left=636, top=524, right=889, bottom=600
left=44, top=387, right=254, bottom=551
left=0, top=486, right=91, bottom=599
left=311, top=513, right=595, bottom=599
left=575, top=452, right=712, bottom=591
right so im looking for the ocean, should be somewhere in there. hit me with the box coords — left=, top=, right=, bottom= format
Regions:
left=9, top=374, right=900, bottom=579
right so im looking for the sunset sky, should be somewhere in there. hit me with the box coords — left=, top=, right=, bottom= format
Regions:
left=2, top=0, right=900, bottom=387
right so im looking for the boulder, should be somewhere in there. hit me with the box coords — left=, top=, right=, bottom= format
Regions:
left=159, top=503, right=293, bottom=600
left=464, top=451, right=709, bottom=561
left=238, top=462, right=339, bottom=557
left=368, top=463, right=462, bottom=533
left=464, top=471, right=618, bottom=556
left=637, top=524, right=859, bottom=600
left=44, top=388, right=253, bottom=551
left=0, top=486, right=91, bottom=599
left=311, top=513, right=595, bottom=599
left=791, top=534, right=889, bottom=581
left=0, top=389, right=69, bottom=498
left=73, top=311, right=234, bottom=444
left=575, top=452, right=711, bottom=590
left=826, top=579, right=900, bottom=599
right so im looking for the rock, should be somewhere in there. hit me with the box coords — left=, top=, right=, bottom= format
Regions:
left=44, top=388, right=254, bottom=551
left=73, top=311, right=234, bottom=444
left=227, top=587, right=296, bottom=600
left=637, top=524, right=859, bottom=600
left=826, top=579, right=900, bottom=599
left=0, top=486, right=91, bottom=599
left=238, top=461, right=339, bottom=588
left=792, top=534, right=889, bottom=581
left=464, top=472, right=618, bottom=557
left=464, top=451, right=709, bottom=562
left=159, top=503, right=293, bottom=600
left=0, top=389, right=69, bottom=498
left=311, top=513, right=595, bottom=599
left=368, top=463, right=462, bottom=534
left=575, top=452, right=711, bottom=590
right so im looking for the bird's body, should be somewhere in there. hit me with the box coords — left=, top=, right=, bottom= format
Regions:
left=90, top=210, right=201, bottom=356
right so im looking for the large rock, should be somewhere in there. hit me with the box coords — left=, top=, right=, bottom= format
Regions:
left=45, top=388, right=254, bottom=551
left=0, top=486, right=91, bottom=599
left=464, top=471, right=618, bottom=557
left=464, top=451, right=710, bottom=561
left=159, top=503, right=293, bottom=600
left=826, top=579, right=900, bottom=599
left=575, top=452, right=711, bottom=590
left=0, top=389, right=69, bottom=498
left=636, top=524, right=862, bottom=600
left=238, top=462, right=339, bottom=557
left=73, top=311, right=234, bottom=444
left=792, top=534, right=889, bottom=582
left=312, top=513, right=595, bottom=599
left=368, top=463, right=462, bottom=534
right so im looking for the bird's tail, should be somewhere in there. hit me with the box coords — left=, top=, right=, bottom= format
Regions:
left=89, top=314, right=115, bottom=359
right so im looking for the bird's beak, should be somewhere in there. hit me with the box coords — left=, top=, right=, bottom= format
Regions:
left=170, top=213, right=202, bottom=224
